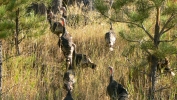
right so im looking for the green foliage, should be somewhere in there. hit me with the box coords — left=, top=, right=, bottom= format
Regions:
left=141, top=41, right=177, bottom=58
left=162, top=1, right=177, bottom=15
left=21, top=14, right=46, bottom=29
left=0, top=5, right=6, bottom=18
left=6, top=0, right=16, bottom=12
left=112, top=0, right=133, bottom=11
left=161, top=7, right=177, bottom=28
left=0, top=0, right=48, bottom=39
left=119, top=28, right=146, bottom=42
left=159, top=42, right=177, bottom=55
left=124, top=0, right=153, bottom=23
left=96, top=0, right=177, bottom=58
left=135, top=0, right=152, bottom=22
left=0, top=20, right=14, bottom=31
left=119, top=30, right=127, bottom=40
left=140, top=41, right=155, bottom=50
left=151, top=0, right=165, bottom=7
left=94, top=0, right=109, bottom=15
left=20, top=13, right=48, bottom=38
left=0, top=19, right=14, bottom=38
left=0, top=30, right=11, bottom=39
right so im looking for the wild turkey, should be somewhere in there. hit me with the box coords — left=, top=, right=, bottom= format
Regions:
left=64, top=90, right=74, bottom=100
left=59, top=17, right=75, bottom=70
left=63, top=75, right=74, bottom=100
left=83, top=0, right=90, bottom=7
left=157, top=57, right=175, bottom=76
left=47, top=9, right=64, bottom=37
left=63, top=69, right=76, bottom=88
left=107, top=66, right=128, bottom=100
left=105, top=22, right=116, bottom=51
left=72, top=44, right=97, bottom=69
left=109, top=0, right=114, bottom=8
left=74, top=54, right=96, bottom=69
left=60, top=7, right=67, bottom=19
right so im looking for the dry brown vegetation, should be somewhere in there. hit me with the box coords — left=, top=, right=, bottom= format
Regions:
left=2, top=6, right=177, bottom=100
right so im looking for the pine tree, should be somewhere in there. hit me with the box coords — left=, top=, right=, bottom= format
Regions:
left=95, top=0, right=177, bottom=99
left=0, top=0, right=49, bottom=95
left=1, top=0, right=49, bottom=55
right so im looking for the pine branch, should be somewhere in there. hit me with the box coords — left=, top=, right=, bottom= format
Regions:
left=99, top=13, right=154, bottom=41
left=159, top=13, right=176, bottom=36
left=159, top=35, right=177, bottom=42
left=143, top=49, right=151, bottom=56
left=161, top=25, right=175, bottom=34
left=141, top=24, right=154, bottom=40
left=159, top=39, right=174, bottom=42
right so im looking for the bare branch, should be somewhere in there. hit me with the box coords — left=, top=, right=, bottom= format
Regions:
left=143, top=49, right=151, bottom=56
left=160, top=25, right=175, bottom=34
left=18, top=35, right=26, bottom=44
left=141, top=24, right=154, bottom=40
left=159, top=39, right=174, bottom=42
left=155, top=85, right=170, bottom=92
left=159, top=34, right=177, bottom=42
left=159, top=14, right=175, bottom=36
left=120, top=22, right=153, bottom=41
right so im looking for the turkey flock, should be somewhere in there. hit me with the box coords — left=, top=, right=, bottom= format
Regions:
left=46, top=5, right=175, bottom=100
left=47, top=6, right=100, bottom=100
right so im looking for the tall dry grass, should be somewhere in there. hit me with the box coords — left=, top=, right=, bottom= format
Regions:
left=2, top=6, right=177, bottom=100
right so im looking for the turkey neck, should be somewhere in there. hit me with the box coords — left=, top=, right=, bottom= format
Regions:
left=72, top=44, right=77, bottom=67
left=110, top=69, right=113, bottom=83
left=67, top=90, right=72, bottom=96
left=110, top=22, right=113, bottom=30
left=62, top=26, right=66, bottom=36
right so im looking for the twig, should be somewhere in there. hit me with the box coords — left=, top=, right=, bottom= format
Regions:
left=155, top=85, right=170, bottom=92
left=18, top=35, right=26, bottom=44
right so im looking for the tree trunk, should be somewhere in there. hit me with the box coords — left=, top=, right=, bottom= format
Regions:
left=154, top=7, right=160, bottom=48
left=0, top=40, right=2, bottom=96
left=148, top=55, right=158, bottom=100
left=148, top=7, right=161, bottom=100
left=15, top=8, right=20, bottom=55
